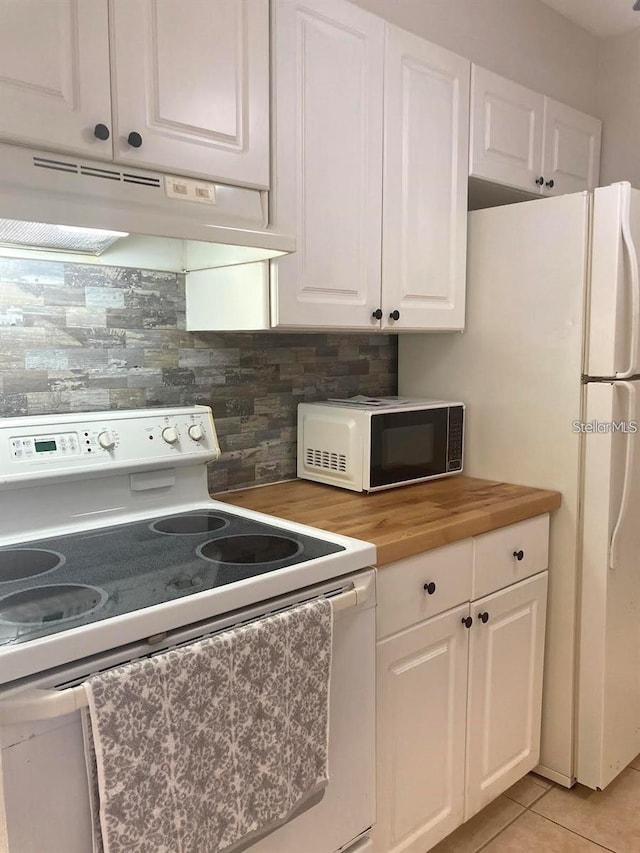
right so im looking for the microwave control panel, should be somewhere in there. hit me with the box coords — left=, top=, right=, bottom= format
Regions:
left=447, top=405, right=464, bottom=471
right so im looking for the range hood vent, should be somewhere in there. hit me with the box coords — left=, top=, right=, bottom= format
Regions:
left=0, top=143, right=294, bottom=271
left=33, top=155, right=163, bottom=189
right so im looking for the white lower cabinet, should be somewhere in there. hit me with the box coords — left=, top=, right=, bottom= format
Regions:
left=376, top=604, right=469, bottom=853
left=374, top=517, right=550, bottom=853
left=465, top=573, right=548, bottom=819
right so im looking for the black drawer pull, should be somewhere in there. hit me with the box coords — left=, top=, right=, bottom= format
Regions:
left=423, top=581, right=436, bottom=595
left=478, top=611, right=490, bottom=624
left=461, top=616, right=473, bottom=629
left=513, top=549, right=524, bottom=561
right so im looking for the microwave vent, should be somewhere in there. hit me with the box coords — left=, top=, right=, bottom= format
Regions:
left=33, top=156, right=161, bottom=189
left=305, top=447, right=347, bottom=473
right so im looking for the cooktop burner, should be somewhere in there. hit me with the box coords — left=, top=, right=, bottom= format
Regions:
left=0, top=584, right=107, bottom=626
left=0, top=509, right=345, bottom=648
left=0, top=549, right=64, bottom=583
left=199, top=535, right=302, bottom=565
left=150, top=513, right=229, bottom=535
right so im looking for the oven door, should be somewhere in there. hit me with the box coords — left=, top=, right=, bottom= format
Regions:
left=0, top=570, right=376, bottom=853
left=368, top=407, right=450, bottom=489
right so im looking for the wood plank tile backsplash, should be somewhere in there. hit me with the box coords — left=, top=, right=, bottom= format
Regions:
left=0, top=258, right=397, bottom=491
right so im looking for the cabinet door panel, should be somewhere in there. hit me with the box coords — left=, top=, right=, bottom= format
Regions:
left=542, top=98, right=601, bottom=195
left=375, top=604, right=469, bottom=853
left=111, top=0, right=269, bottom=187
left=382, top=27, right=469, bottom=331
left=0, top=0, right=112, bottom=158
left=465, top=572, right=548, bottom=819
left=271, top=0, right=384, bottom=329
left=470, top=65, right=544, bottom=194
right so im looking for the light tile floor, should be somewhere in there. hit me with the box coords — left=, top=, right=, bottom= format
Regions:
left=430, top=754, right=640, bottom=852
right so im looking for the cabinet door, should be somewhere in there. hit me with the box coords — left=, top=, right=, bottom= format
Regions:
left=0, top=0, right=112, bottom=158
left=542, top=98, right=601, bottom=196
left=470, top=65, right=544, bottom=194
left=270, top=0, right=384, bottom=329
left=375, top=604, right=469, bottom=853
left=110, top=0, right=269, bottom=188
left=465, top=572, right=548, bottom=820
left=382, top=27, right=469, bottom=332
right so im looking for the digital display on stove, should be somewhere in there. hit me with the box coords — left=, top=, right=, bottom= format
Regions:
left=35, top=440, right=57, bottom=453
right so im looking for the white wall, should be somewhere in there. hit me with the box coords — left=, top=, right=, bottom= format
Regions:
left=597, top=29, right=640, bottom=187
left=351, top=0, right=600, bottom=114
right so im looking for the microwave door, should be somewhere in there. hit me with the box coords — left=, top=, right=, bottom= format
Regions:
left=369, top=409, right=449, bottom=488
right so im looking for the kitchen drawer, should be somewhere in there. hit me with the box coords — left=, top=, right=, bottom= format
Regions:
left=472, top=514, right=549, bottom=599
left=376, top=539, right=473, bottom=639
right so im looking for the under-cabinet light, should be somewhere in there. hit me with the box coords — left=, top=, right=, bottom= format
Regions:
left=0, top=219, right=129, bottom=255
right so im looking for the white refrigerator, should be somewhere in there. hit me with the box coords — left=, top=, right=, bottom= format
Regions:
left=400, top=182, right=640, bottom=791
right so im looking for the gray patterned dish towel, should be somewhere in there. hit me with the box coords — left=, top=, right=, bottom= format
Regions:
left=81, top=598, right=333, bottom=853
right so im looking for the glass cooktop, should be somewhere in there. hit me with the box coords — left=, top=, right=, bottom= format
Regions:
left=0, top=510, right=345, bottom=648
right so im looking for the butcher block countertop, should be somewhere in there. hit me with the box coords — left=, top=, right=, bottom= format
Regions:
left=214, top=476, right=561, bottom=567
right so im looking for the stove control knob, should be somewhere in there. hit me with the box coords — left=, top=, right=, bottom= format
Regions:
left=162, top=426, right=179, bottom=445
left=97, top=430, right=116, bottom=450
left=188, top=424, right=205, bottom=442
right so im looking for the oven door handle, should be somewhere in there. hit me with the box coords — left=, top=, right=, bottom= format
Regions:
left=0, top=580, right=373, bottom=726
left=329, top=577, right=374, bottom=612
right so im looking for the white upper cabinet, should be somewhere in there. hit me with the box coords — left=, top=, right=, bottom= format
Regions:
left=382, top=27, right=469, bottom=332
left=0, top=0, right=112, bottom=158
left=271, top=6, right=469, bottom=332
left=270, top=0, right=384, bottom=329
left=542, top=98, right=601, bottom=196
left=470, top=64, right=601, bottom=196
left=470, top=66, right=545, bottom=194
left=110, top=0, right=270, bottom=188
left=0, top=0, right=269, bottom=187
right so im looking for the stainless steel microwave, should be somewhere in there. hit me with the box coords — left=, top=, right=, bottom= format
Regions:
left=297, top=397, right=464, bottom=492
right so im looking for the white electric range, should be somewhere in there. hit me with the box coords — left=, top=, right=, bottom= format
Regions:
left=0, top=406, right=376, bottom=853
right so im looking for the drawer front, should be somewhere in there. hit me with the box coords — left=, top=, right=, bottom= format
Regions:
left=376, top=540, right=473, bottom=639
left=472, top=514, right=549, bottom=599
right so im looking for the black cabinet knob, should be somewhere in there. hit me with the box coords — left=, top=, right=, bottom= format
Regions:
left=389, top=310, right=400, bottom=321
left=461, top=616, right=473, bottom=629
left=545, top=179, right=555, bottom=188
left=513, top=549, right=524, bottom=561
left=535, top=176, right=544, bottom=186
left=478, top=611, right=490, bottom=623
left=423, top=581, right=436, bottom=595
left=127, top=131, right=143, bottom=148
left=93, top=123, right=110, bottom=141
left=372, top=308, right=383, bottom=320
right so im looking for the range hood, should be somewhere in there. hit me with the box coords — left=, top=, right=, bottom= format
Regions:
left=0, top=142, right=294, bottom=271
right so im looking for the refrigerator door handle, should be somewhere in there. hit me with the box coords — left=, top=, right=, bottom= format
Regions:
left=609, top=381, right=637, bottom=569
left=617, top=187, right=640, bottom=379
